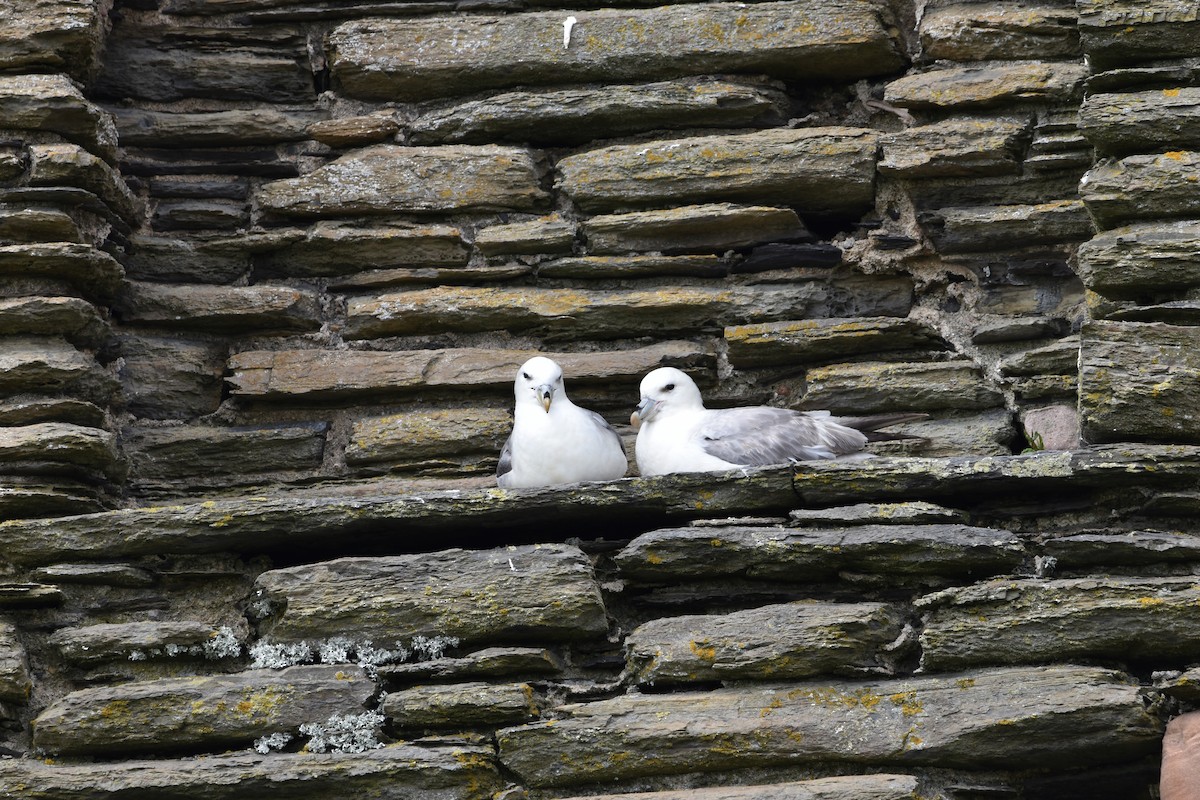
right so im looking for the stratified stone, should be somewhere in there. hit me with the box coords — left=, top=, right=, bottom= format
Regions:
left=308, top=113, right=401, bottom=148
left=0, top=74, right=116, bottom=161
left=0, top=204, right=84, bottom=243
left=0, top=741, right=502, bottom=800
left=799, top=361, right=1003, bottom=413
left=614, top=524, right=1024, bottom=583
left=0, top=423, right=117, bottom=477
left=29, top=563, right=155, bottom=587
left=885, top=62, right=1088, bottom=109
left=1081, top=88, right=1200, bottom=155
left=27, top=143, right=142, bottom=223
left=330, top=1, right=904, bottom=101
left=1080, top=151, right=1200, bottom=229
left=879, top=118, right=1030, bottom=178
left=583, top=204, right=808, bottom=255
left=49, top=621, right=244, bottom=665
left=1000, top=336, right=1080, bottom=377
left=411, top=78, right=787, bottom=145
left=151, top=199, right=247, bottom=231
left=917, top=577, right=1200, bottom=670
left=0, top=296, right=107, bottom=346
left=126, top=424, right=327, bottom=484
left=125, top=234, right=251, bottom=284
left=117, top=335, right=226, bottom=419
left=32, top=665, right=376, bottom=757
left=343, top=277, right=911, bottom=341
left=257, top=221, right=470, bottom=276
left=626, top=601, right=906, bottom=684
left=253, top=544, right=607, bottom=647
left=0, top=338, right=116, bottom=404
left=379, top=647, right=561, bottom=682
left=552, top=776, right=920, bottom=800
left=496, top=666, right=1159, bottom=787
left=0, top=242, right=124, bottom=303
left=1078, top=0, right=1200, bottom=68
left=1076, top=221, right=1200, bottom=299
left=115, top=281, right=321, bottom=333
left=1080, top=321, right=1200, bottom=443
left=383, top=681, right=539, bottom=729
left=345, top=408, right=513, bottom=473
left=725, top=317, right=943, bottom=368
left=865, top=409, right=1016, bottom=459
left=0, top=0, right=105, bottom=79
left=113, top=108, right=323, bottom=147
left=788, top=502, right=966, bottom=527
left=537, top=254, right=727, bottom=279
left=258, top=145, right=548, bottom=218
left=95, top=45, right=314, bottom=104
left=0, top=619, right=31, bottom=703
left=919, top=4, right=1081, bottom=61
left=922, top=200, right=1093, bottom=253
left=475, top=215, right=576, bottom=257
left=557, top=128, right=877, bottom=214
left=1043, top=530, right=1200, bottom=569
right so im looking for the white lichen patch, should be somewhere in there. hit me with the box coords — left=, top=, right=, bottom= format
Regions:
left=253, top=731, right=294, bottom=754
left=248, top=635, right=461, bottom=671
left=299, top=711, right=386, bottom=753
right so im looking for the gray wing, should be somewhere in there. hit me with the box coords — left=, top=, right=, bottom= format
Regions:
left=585, top=408, right=625, bottom=454
left=496, top=433, right=514, bottom=482
left=698, top=407, right=868, bottom=465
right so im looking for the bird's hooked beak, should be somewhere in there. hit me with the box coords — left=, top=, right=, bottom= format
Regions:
left=536, top=384, right=554, bottom=412
left=631, top=396, right=660, bottom=428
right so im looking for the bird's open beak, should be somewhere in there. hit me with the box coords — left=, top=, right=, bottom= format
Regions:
left=537, top=384, right=553, bottom=412
left=631, top=397, right=660, bottom=428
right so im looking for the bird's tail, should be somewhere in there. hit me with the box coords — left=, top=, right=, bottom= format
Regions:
left=834, top=412, right=929, bottom=442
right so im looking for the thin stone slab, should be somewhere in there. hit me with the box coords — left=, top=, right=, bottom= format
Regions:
left=496, top=665, right=1160, bottom=787
left=798, top=361, right=1004, bottom=413
left=125, top=424, right=328, bottom=484
left=724, top=317, right=943, bottom=368
left=330, top=1, right=904, bottom=101
left=382, top=681, right=539, bottom=729
left=614, top=524, right=1024, bottom=583
left=27, top=143, right=142, bottom=224
left=115, top=281, right=321, bottom=333
left=1042, top=530, right=1200, bottom=568
left=258, top=145, right=549, bottom=218
left=117, top=335, right=225, bottom=420
left=475, top=215, right=576, bottom=257
left=410, top=77, right=788, bottom=145
left=95, top=45, right=314, bottom=105
left=346, top=408, right=514, bottom=472
left=0, top=338, right=116, bottom=404
left=0, top=0, right=104, bottom=79
left=31, top=665, right=376, bottom=757
left=1076, top=221, right=1200, bottom=299
left=1080, top=151, right=1200, bottom=229
left=1000, top=336, right=1080, bottom=377
left=0, top=741, right=502, bottom=800
left=1078, top=0, right=1200, bottom=69
left=626, top=600, right=906, bottom=684
left=537, top=254, right=727, bottom=280
left=557, top=127, right=877, bottom=214
left=343, top=277, right=911, bottom=340
left=378, top=647, right=562, bottom=681
left=1079, top=321, right=1200, bottom=444
left=885, top=62, right=1088, bottom=109
left=0, top=242, right=124, bottom=304
left=49, top=621, right=244, bottom=665
left=788, top=502, right=966, bottom=527
left=0, top=296, right=107, bottom=347
left=1081, top=88, right=1200, bottom=155
left=257, top=221, right=470, bottom=276
left=0, top=619, right=31, bottom=703
left=919, top=4, right=1081, bottom=61
left=554, top=776, right=920, bottom=800
left=879, top=118, right=1030, bottom=178
left=583, top=204, right=808, bottom=255
left=917, top=576, right=1200, bottom=670
left=0, top=422, right=117, bottom=477
left=923, top=200, right=1094, bottom=253
left=253, top=545, right=607, bottom=648
left=112, top=107, right=323, bottom=147
left=865, top=409, right=1016, bottom=459
left=0, top=73, right=117, bottom=160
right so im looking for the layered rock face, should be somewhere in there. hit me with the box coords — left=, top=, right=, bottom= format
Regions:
left=1, top=0, right=1199, bottom=798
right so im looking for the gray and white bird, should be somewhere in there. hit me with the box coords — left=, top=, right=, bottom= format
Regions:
left=497, top=356, right=628, bottom=488
left=631, top=367, right=922, bottom=477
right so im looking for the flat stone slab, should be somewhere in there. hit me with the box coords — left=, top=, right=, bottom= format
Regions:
left=798, top=360, right=1004, bottom=413
left=379, top=646, right=561, bottom=682
left=0, top=73, right=116, bottom=159
left=496, top=665, right=1161, bottom=786
left=115, top=281, right=321, bottom=333
left=626, top=600, right=907, bottom=684
left=0, top=339, right=117, bottom=406
left=885, top=61, right=1087, bottom=109
left=257, top=222, right=470, bottom=276
left=27, top=143, right=142, bottom=224
left=1081, top=88, right=1200, bottom=155
left=475, top=215, right=576, bottom=257
left=553, top=776, right=920, bottom=800
left=382, top=680, right=539, bottom=729
left=330, top=1, right=904, bottom=101
left=126, top=424, right=327, bottom=485
left=32, top=665, right=376, bottom=757
left=410, top=77, right=787, bottom=145
left=1076, top=221, right=1200, bottom=299
left=725, top=317, right=943, bottom=368
left=918, top=576, right=1200, bottom=671
left=923, top=200, right=1094, bottom=254
left=0, top=295, right=107, bottom=347
left=0, top=619, right=31, bottom=703
left=1079, top=321, right=1200, bottom=444
left=252, top=544, right=608, bottom=648
left=0, top=242, right=124, bottom=304
left=557, top=127, right=877, bottom=214
left=1078, top=0, right=1200, bottom=68
left=1080, top=151, right=1200, bottom=229
left=919, top=3, right=1081, bottom=62
left=615, top=523, right=1023, bottom=584
left=0, top=741, right=502, bottom=800
left=112, top=107, right=322, bottom=147
left=879, top=117, right=1029, bottom=178
left=257, top=144, right=549, bottom=218
left=0, top=422, right=117, bottom=477
left=583, top=203, right=807, bottom=256
left=49, top=620, right=244, bottom=665
left=1043, top=530, right=1200, bottom=568
left=346, top=407, right=514, bottom=473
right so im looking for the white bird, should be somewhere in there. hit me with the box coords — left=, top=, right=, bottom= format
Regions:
left=631, top=367, right=923, bottom=477
left=497, top=356, right=629, bottom=488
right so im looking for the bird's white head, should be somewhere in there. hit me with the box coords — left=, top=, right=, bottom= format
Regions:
left=514, top=356, right=565, bottom=413
left=631, top=367, right=704, bottom=428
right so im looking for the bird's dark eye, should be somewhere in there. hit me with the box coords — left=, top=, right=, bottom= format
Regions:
left=665, top=383, right=675, bottom=391
left=522, top=372, right=531, bottom=380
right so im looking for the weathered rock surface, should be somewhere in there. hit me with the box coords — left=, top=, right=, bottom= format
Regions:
left=1078, top=0, right=1200, bottom=68
left=918, top=577, right=1200, bottom=670
left=1080, top=151, right=1200, bottom=229
left=112, top=108, right=323, bottom=147
left=615, top=524, right=1024, bottom=583
left=27, top=143, right=141, bottom=223
left=626, top=601, right=907, bottom=684
left=557, top=128, right=878, bottom=214
left=475, top=215, right=576, bottom=257
left=496, top=666, right=1160, bottom=786
left=725, top=317, right=944, bottom=368
left=1160, top=711, right=1200, bottom=800
left=0, top=242, right=124, bottom=303
left=583, top=204, right=807, bottom=255
left=115, top=281, right=320, bottom=332
left=257, top=145, right=549, bottom=218
left=1079, top=321, right=1200, bottom=443
left=1043, top=530, right=1200, bottom=568
left=0, top=338, right=116, bottom=404
left=383, top=681, right=538, bottom=729
left=879, top=118, right=1030, bottom=178
left=330, top=1, right=904, bottom=101
left=117, top=335, right=225, bottom=420
left=1076, top=221, right=1200, bottom=299
left=126, top=424, right=327, bottom=484
left=343, top=278, right=911, bottom=341
left=0, top=0, right=105, bottom=79
left=257, top=222, right=470, bottom=276
left=32, top=665, right=375, bottom=757
left=555, top=775, right=920, bottom=800
left=253, top=544, right=607, bottom=647
left=919, top=4, right=1081, bottom=62
left=0, top=73, right=117, bottom=159
left=0, top=296, right=107, bottom=346
left=0, top=741, right=503, bottom=800
left=0, top=422, right=116, bottom=477
left=95, top=46, right=314, bottom=105
left=799, top=361, right=1003, bottom=413
left=1081, top=88, right=1200, bottom=155
left=410, top=78, right=787, bottom=145
left=346, top=408, right=514, bottom=473
left=885, top=62, right=1088, bottom=109
left=537, top=254, right=727, bottom=279
left=49, top=621, right=244, bottom=665
left=923, top=200, right=1094, bottom=253
left=0, top=619, right=31, bottom=703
